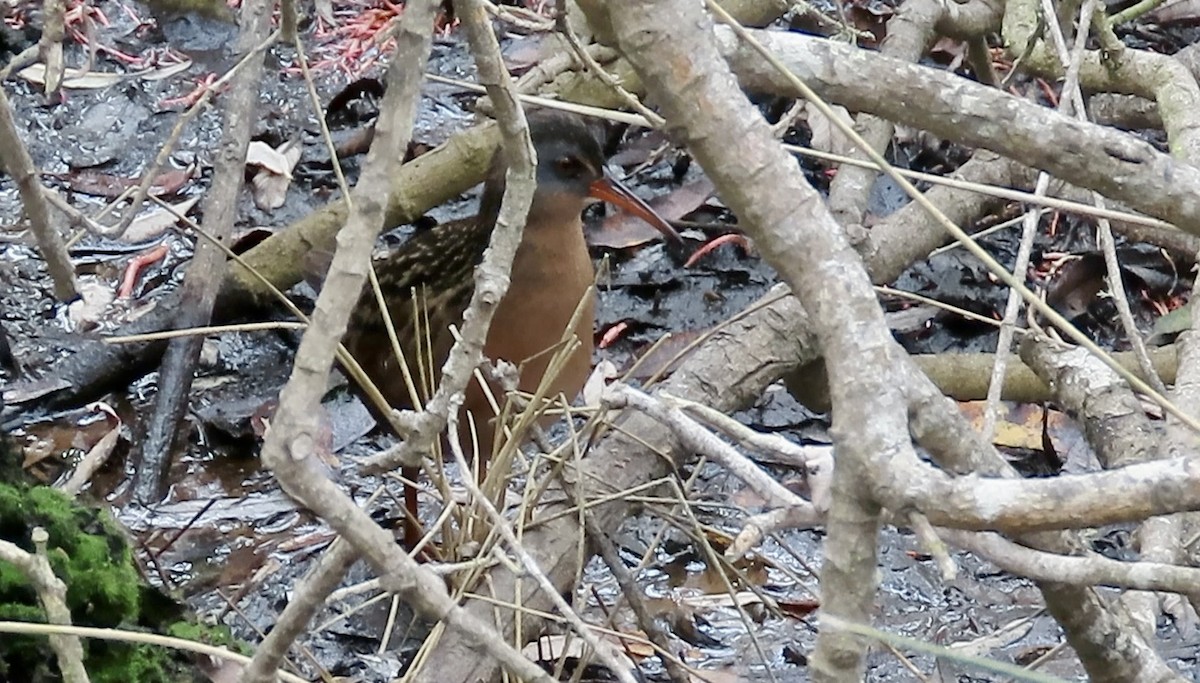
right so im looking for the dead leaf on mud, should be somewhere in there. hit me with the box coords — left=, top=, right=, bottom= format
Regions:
left=959, top=400, right=1095, bottom=472
left=19, top=65, right=124, bottom=89
left=19, top=58, right=193, bottom=89
left=247, top=139, right=302, bottom=211
left=55, top=165, right=194, bottom=199
left=66, top=277, right=116, bottom=332
left=122, top=196, right=201, bottom=242
left=522, top=632, right=638, bottom=675
left=59, top=403, right=122, bottom=497
left=805, top=103, right=855, bottom=156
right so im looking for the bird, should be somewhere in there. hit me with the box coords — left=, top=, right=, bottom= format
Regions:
left=340, top=110, right=681, bottom=547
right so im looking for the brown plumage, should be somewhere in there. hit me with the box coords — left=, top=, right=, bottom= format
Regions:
left=341, top=110, right=679, bottom=545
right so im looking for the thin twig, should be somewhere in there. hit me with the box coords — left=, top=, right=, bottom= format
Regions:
left=981, top=0, right=1099, bottom=440
left=446, top=418, right=640, bottom=683
left=704, top=0, right=1200, bottom=433
left=555, top=12, right=663, bottom=126
left=106, top=30, right=281, bottom=238
left=103, top=321, right=307, bottom=343
left=0, top=86, right=77, bottom=300
left=0, top=620, right=308, bottom=683
left=0, top=532, right=88, bottom=683
left=582, top=511, right=691, bottom=683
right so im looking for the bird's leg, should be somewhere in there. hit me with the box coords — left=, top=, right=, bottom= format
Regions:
left=401, top=465, right=443, bottom=561
left=402, top=465, right=423, bottom=550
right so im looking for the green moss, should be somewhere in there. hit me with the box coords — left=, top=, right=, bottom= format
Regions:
left=0, top=483, right=139, bottom=626
left=168, top=620, right=241, bottom=651
left=87, top=641, right=179, bottom=683
left=0, top=481, right=242, bottom=681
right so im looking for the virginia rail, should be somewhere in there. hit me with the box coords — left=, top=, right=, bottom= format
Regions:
left=342, top=110, right=680, bottom=545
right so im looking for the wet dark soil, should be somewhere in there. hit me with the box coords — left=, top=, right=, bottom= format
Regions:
left=2, top=1, right=1198, bottom=681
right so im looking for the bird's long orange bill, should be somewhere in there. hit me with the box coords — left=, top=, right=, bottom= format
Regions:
left=589, top=177, right=683, bottom=245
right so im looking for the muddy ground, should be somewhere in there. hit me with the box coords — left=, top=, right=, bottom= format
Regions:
left=2, top=1, right=1199, bottom=681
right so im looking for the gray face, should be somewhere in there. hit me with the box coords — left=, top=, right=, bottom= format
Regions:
left=527, top=111, right=607, bottom=197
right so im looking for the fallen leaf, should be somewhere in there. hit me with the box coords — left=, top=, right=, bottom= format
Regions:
left=245, top=140, right=295, bottom=177
left=57, top=166, right=195, bottom=199
left=1150, top=302, right=1190, bottom=342
left=121, top=195, right=201, bottom=242
left=67, top=277, right=115, bottom=332
left=248, top=139, right=301, bottom=211
left=19, top=64, right=124, bottom=89
left=59, top=403, right=122, bottom=496
left=777, top=597, right=821, bottom=619
left=18, top=58, right=193, bottom=89
left=521, top=632, right=637, bottom=675
left=806, top=103, right=854, bottom=156
left=958, top=400, right=1083, bottom=458
left=581, top=359, right=617, bottom=408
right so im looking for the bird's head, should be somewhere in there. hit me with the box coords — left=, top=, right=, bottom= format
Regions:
left=490, top=110, right=681, bottom=245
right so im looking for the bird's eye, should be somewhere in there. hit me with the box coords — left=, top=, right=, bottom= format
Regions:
left=555, top=155, right=586, bottom=178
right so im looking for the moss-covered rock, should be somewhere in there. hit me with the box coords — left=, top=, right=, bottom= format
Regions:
left=0, top=485, right=140, bottom=626
left=0, top=482, right=237, bottom=682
